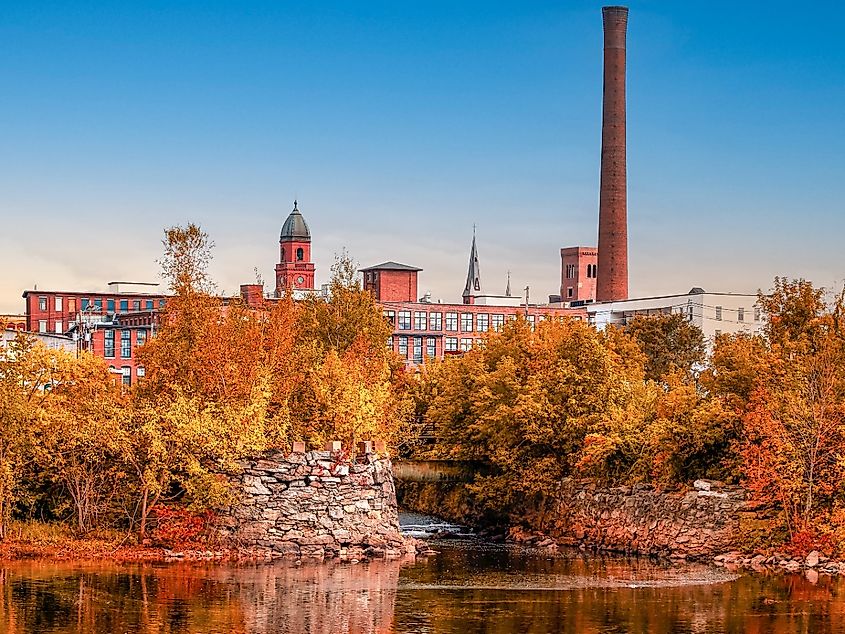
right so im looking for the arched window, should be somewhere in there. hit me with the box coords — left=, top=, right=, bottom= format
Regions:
left=281, top=247, right=286, bottom=261
left=296, top=247, right=304, bottom=261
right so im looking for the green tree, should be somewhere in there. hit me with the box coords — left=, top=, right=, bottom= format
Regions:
left=624, top=313, right=705, bottom=382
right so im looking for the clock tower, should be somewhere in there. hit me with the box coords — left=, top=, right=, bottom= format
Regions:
left=275, top=200, right=315, bottom=295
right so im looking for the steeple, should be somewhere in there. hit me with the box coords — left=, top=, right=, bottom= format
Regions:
left=505, top=270, right=512, bottom=297
left=462, top=226, right=482, bottom=305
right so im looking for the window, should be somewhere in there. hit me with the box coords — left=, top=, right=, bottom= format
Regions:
left=567, top=287, right=574, bottom=298
left=38, top=296, right=47, bottom=311
left=81, top=298, right=90, bottom=310
left=738, top=307, right=744, bottom=322
left=136, top=366, right=145, bottom=378
left=38, top=320, right=47, bottom=333
left=430, top=312, right=442, bottom=331
left=586, top=264, right=597, bottom=278
left=383, top=310, right=396, bottom=327
left=137, top=329, right=147, bottom=347
left=107, top=299, right=115, bottom=313
left=120, top=330, right=131, bottom=358
left=386, top=336, right=393, bottom=350
left=94, top=298, right=103, bottom=312
left=104, top=330, right=115, bottom=358
left=414, top=312, right=427, bottom=331
left=461, top=313, right=473, bottom=332
left=146, top=300, right=154, bottom=310
left=398, top=336, right=408, bottom=358
left=565, top=264, right=576, bottom=279
left=296, top=247, right=304, bottom=261
left=54, top=296, right=62, bottom=311
left=492, top=314, right=505, bottom=331
left=159, top=299, right=166, bottom=308
left=715, top=306, right=722, bottom=321
left=426, top=337, right=436, bottom=359
left=445, top=312, right=458, bottom=331
left=506, top=314, right=517, bottom=322
left=527, top=315, right=536, bottom=330
left=133, top=300, right=140, bottom=311
left=460, top=338, right=473, bottom=352
left=121, top=366, right=131, bottom=387
left=54, top=321, right=63, bottom=334
left=445, top=337, right=458, bottom=352
left=120, top=299, right=128, bottom=312
left=68, top=298, right=76, bottom=313
left=477, top=313, right=489, bottom=332
left=413, top=337, right=423, bottom=363
left=754, top=307, right=761, bottom=322
left=398, top=311, right=411, bottom=330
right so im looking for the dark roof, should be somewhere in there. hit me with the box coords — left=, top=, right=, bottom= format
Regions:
left=360, top=261, right=422, bottom=272
left=280, top=201, right=311, bottom=241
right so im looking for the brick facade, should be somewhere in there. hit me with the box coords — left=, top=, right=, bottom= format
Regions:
left=560, top=247, right=598, bottom=303
left=596, top=6, right=629, bottom=302
left=22, top=289, right=166, bottom=335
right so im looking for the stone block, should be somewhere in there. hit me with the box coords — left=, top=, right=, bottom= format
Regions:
left=325, top=440, right=342, bottom=452
left=292, top=441, right=307, bottom=453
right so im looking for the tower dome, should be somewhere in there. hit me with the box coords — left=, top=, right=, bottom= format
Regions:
left=280, top=200, right=311, bottom=242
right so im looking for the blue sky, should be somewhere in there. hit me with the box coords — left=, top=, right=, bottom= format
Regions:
left=1, top=1, right=844, bottom=312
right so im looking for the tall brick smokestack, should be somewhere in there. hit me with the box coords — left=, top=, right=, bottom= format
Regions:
left=596, top=6, right=629, bottom=302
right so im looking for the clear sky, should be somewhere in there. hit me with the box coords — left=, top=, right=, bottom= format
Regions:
left=2, top=1, right=844, bottom=312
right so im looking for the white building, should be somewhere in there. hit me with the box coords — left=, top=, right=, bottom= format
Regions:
left=1, top=329, right=76, bottom=353
left=586, top=288, right=764, bottom=342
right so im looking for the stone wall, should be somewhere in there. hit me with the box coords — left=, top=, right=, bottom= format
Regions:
left=398, top=478, right=766, bottom=559
left=529, top=479, right=755, bottom=558
left=215, top=446, right=414, bottom=558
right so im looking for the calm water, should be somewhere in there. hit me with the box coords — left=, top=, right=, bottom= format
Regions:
left=3, top=514, right=845, bottom=633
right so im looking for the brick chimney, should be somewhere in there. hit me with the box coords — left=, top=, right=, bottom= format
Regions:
left=596, top=6, right=629, bottom=302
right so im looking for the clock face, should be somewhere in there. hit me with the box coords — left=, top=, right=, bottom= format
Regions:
left=296, top=276, right=305, bottom=286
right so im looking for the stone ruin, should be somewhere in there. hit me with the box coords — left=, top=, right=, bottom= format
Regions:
left=215, top=441, right=417, bottom=559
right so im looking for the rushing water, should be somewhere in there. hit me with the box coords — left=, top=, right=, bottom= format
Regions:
left=3, top=514, right=845, bottom=633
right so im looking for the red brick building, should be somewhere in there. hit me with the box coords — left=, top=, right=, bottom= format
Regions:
left=363, top=246, right=587, bottom=365
left=361, top=262, right=422, bottom=302
left=22, top=283, right=166, bottom=335
left=560, top=246, right=598, bottom=303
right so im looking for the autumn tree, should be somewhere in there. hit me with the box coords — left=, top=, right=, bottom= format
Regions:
left=0, top=335, right=53, bottom=539
left=424, top=317, right=651, bottom=513
left=624, top=313, right=706, bottom=382
left=39, top=351, right=129, bottom=533
left=291, top=252, right=410, bottom=449
left=739, top=281, right=845, bottom=538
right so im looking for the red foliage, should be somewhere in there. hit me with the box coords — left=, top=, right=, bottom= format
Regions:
left=151, top=507, right=214, bottom=548
left=785, top=529, right=835, bottom=559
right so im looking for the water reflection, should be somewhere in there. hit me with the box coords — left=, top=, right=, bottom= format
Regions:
left=3, top=541, right=845, bottom=633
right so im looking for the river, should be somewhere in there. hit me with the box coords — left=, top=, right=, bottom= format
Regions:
left=2, top=513, right=845, bottom=633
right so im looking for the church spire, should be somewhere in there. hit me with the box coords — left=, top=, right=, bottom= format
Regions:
left=462, top=226, right=482, bottom=305
left=505, top=270, right=511, bottom=297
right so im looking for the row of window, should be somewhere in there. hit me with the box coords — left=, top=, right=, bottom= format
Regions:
left=386, top=310, right=557, bottom=333
left=564, top=263, right=597, bottom=279
left=37, top=296, right=164, bottom=313
left=104, top=329, right=148, bottom=359
left=37, top=320, right=65, bottom=334
left=713, top=306, right=761, bottom=323
left=395, top=336, right=438, bottom=362
left=108, top=365, right=145, bottom=387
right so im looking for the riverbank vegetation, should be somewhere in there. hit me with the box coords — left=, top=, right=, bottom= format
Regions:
left=414, top=278, right=845, bottom=555
left=3, top=221, right=845, bottom=559
left=0, top=224, right=410, bottom=553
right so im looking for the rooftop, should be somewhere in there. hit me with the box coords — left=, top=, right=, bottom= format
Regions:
left=360, top=261, right=422, bottom=272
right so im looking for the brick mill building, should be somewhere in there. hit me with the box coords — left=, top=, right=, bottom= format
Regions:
left=20, top=282, right=166, bottom=386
